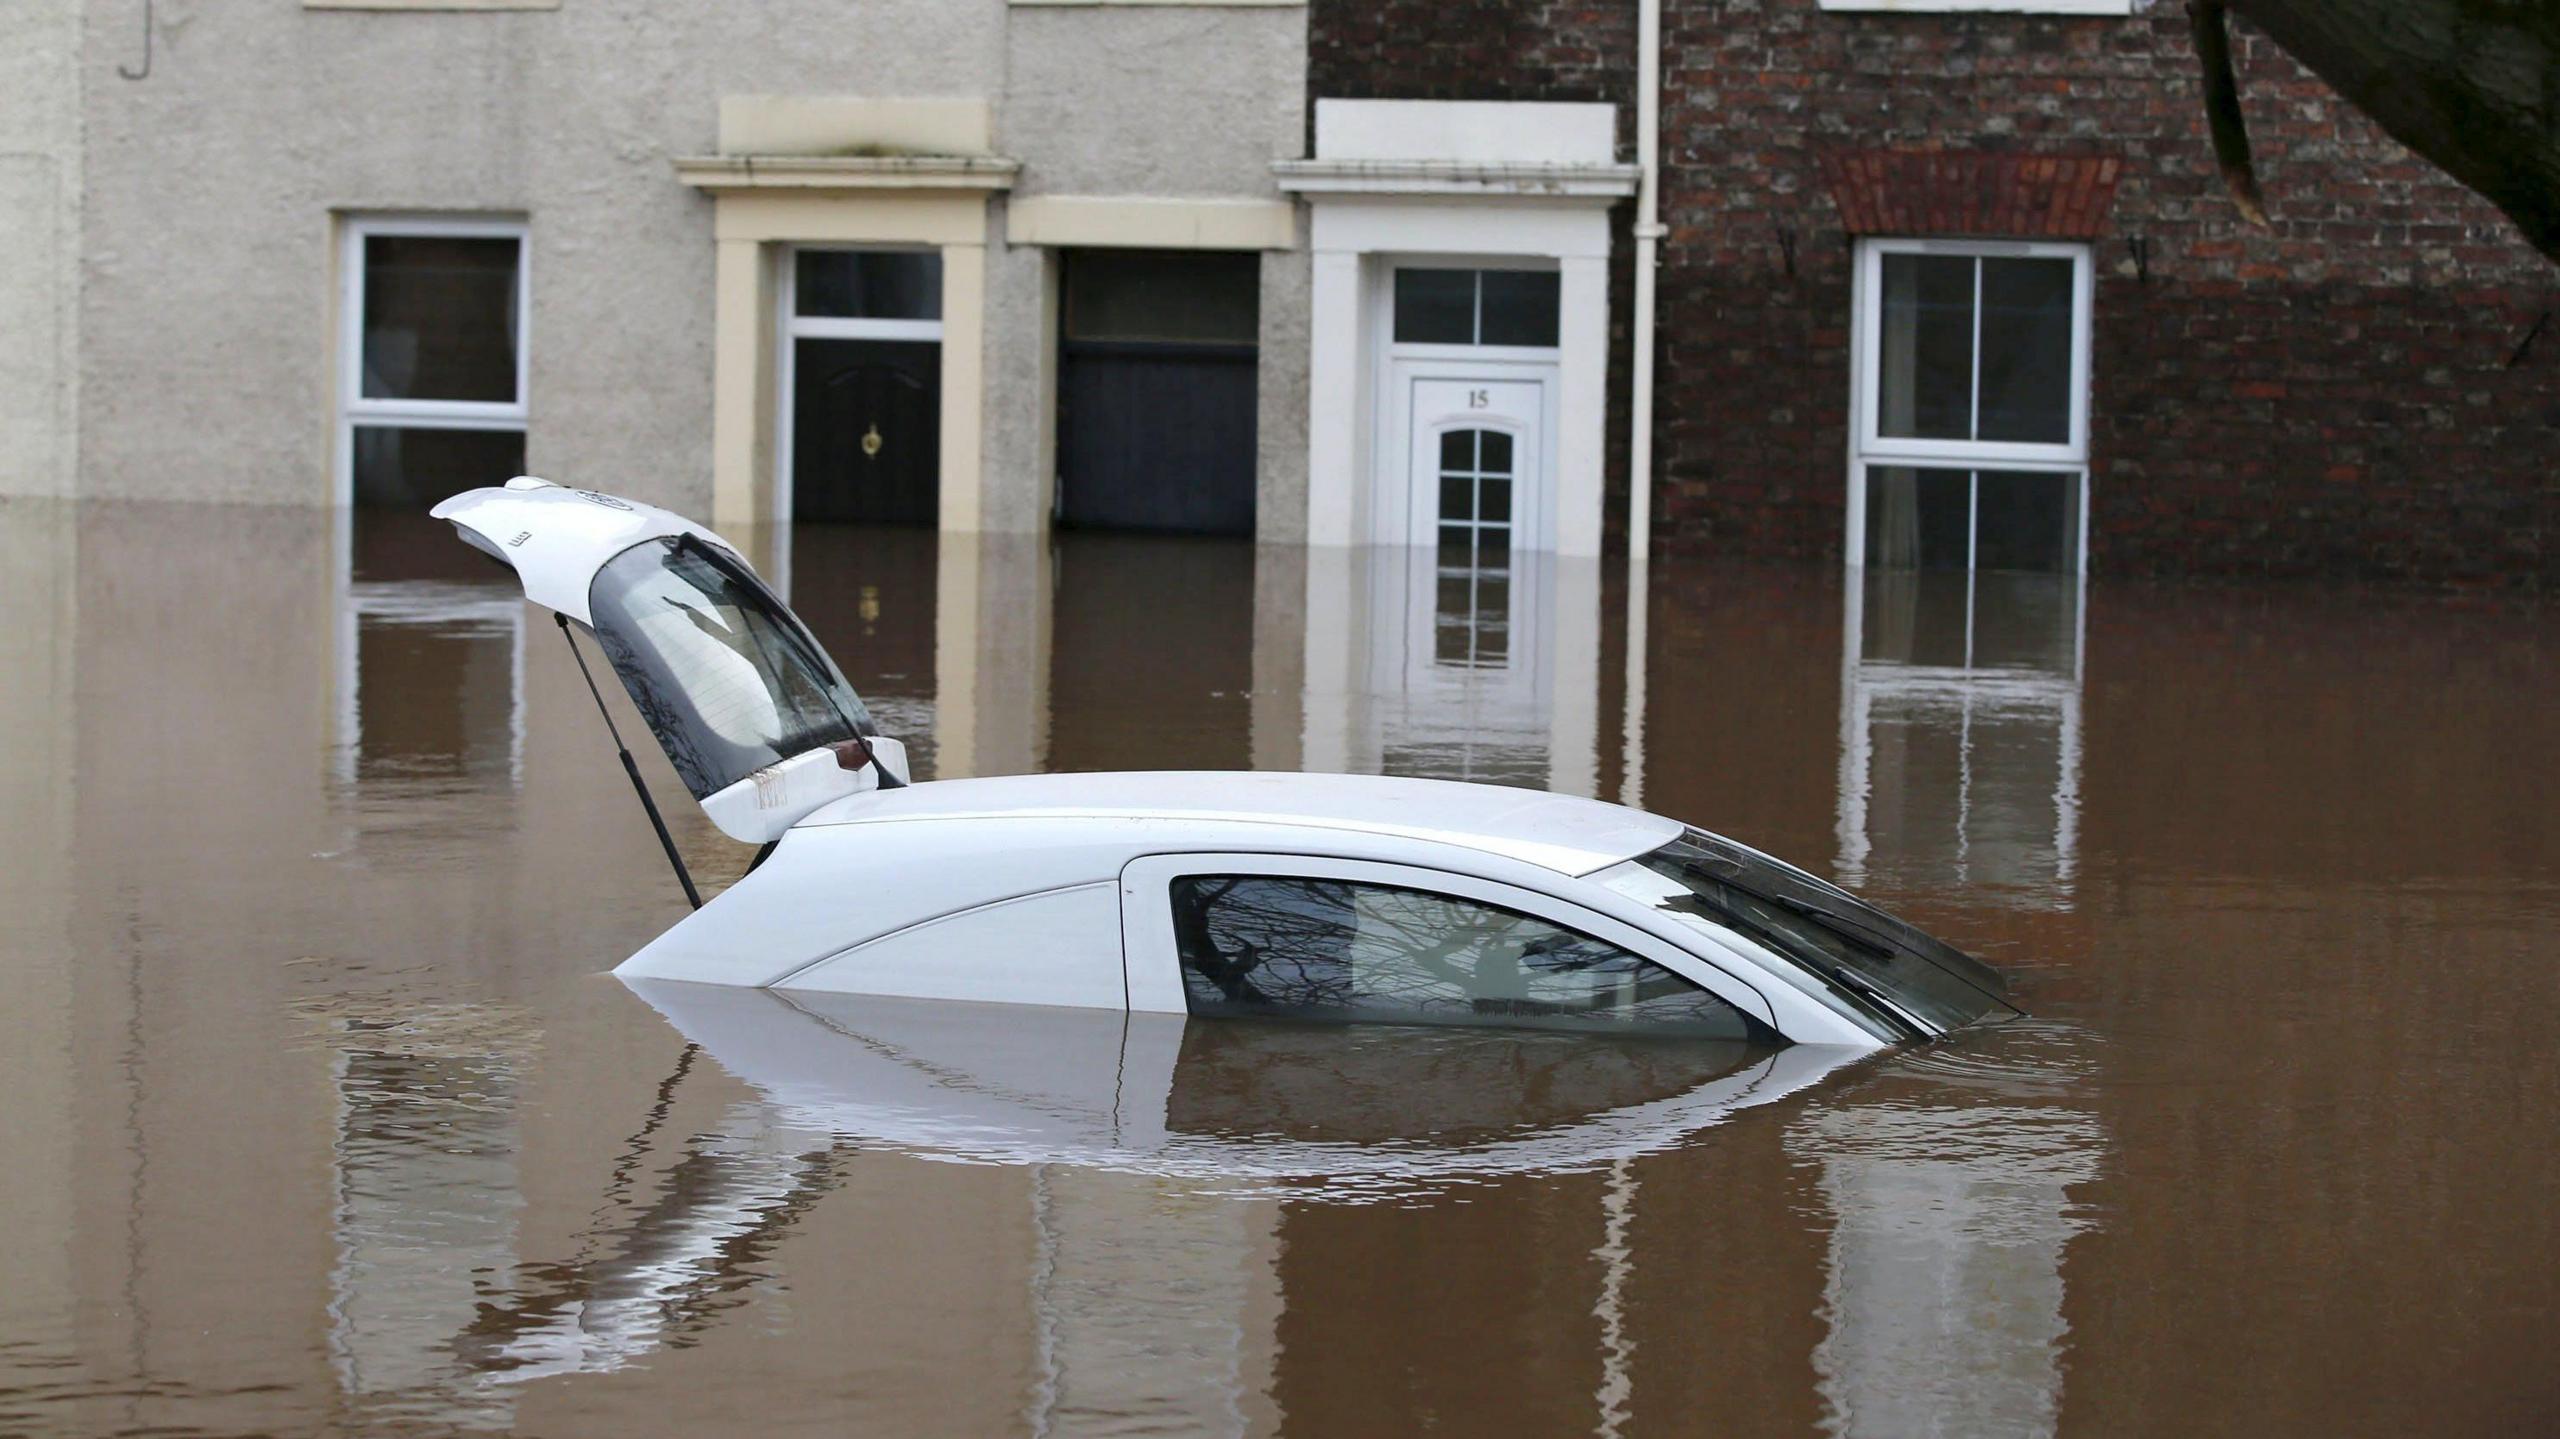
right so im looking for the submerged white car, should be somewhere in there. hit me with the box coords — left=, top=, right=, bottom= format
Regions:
left=433, top=478, right=2017, bottom=1052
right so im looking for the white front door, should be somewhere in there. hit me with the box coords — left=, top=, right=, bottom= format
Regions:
left=1397, top=375, right=1547, bottom=554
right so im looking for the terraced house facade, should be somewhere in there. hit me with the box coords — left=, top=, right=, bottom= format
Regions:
left=6, top=0, right=2553, bottom=584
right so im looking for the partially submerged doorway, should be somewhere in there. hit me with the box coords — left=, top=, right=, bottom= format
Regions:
left=1056, top=249, right=1260, bottom=536
left=1377, top=265, right=1560, bottom=554
left=783, top=249, right=944, bottom=526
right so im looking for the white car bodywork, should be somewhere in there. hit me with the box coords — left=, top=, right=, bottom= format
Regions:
left=619, top=770, right=1884, bottom=1046
left=434, top=479, right=2014, bottom=1055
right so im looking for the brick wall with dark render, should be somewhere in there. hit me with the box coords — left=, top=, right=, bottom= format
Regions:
left=1309, top=1, right=2559, bottom=587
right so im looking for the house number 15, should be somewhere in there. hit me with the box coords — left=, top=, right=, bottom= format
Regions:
left=1467, top=389, right=1490, bottom=409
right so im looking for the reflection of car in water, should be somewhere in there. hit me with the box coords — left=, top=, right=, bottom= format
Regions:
left=424, top=991, right=1866, bottom=1399
left=626, top=981, right=1865, bottom=1190
left=432, top=478, right=2019, bottom=1051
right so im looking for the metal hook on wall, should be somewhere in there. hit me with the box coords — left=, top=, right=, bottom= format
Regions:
left=118, top=0, right=154, bottom=82
left=1775, top=225, right=1799, bottom=281
left=2505, top=306, right=2550, bottom=369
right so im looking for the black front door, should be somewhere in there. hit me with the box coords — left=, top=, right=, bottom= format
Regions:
left=1057, top=250, right=1259, bottom=536
left=792, top=338, right=940, bottom=526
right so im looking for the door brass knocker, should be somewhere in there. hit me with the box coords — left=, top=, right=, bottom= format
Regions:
left=861, top=423, right=884, bottom=459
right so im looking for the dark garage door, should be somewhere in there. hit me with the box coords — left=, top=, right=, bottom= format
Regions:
left=1057, top=249, right=1259, bottom=536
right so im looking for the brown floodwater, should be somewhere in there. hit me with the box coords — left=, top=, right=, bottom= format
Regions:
left=1, top=501, right=2554, bottom=1437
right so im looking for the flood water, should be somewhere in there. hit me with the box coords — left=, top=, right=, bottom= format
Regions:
left=1, top=501, right=2554, bottom=1437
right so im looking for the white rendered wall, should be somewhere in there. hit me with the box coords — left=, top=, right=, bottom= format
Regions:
left=0, top=0, right=81, bottom=499
left=1316, top=100, right=1618, bottom=165
left=67, top=0, right=1307, bottom=528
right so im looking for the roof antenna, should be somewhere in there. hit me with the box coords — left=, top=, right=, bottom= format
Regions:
left=556, top=614, right=703, bottom=911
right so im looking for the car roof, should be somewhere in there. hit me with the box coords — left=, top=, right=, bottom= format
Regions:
left=796, top=770, right=1683, bottom=877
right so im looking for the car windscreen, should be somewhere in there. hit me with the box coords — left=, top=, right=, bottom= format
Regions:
left=585, top=536, right=876, bottom=799
left=1607, top=830, right=2015, bottom=1036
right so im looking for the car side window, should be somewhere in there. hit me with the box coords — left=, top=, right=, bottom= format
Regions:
left=1168, top=875, right=1776, bottom=1041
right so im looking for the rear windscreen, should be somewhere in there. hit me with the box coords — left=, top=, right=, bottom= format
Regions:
left=586, top=537, right=876, bottom=799
left=1611, top=830, right=2016, bottom=1037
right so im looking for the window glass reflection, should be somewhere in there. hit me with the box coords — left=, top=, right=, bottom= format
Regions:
left=795, top=249, right=943, bottom=322
left=1171, top=875, right=1771, bottom=1039
left=1976, top=258, right=2076, bottom=443
left=1393, top=268, right=1560, bottom=347
left=349, top=584, right=522, bottom=783
left=1392, top=268, right=1476, bottom=344
left=1479, top=270, right=1561, bottom=347
left=1866, top=467, right=2081, bottom=575
left=1064, top=249, right=1257, bottom=344
left=360, top=235, right=519, bottom=403
left=1876, top=253, right=1975, bottom=441
left=351, top=425, right=524, bottom=513
left=1164, top=1023, right=1767, bottom=1145
left=587, top=538, right=877, bottom=799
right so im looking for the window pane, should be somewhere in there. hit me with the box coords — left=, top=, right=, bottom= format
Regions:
left=1479, top=429, right=1514, bottom=476
left=351, top=425, right=524, bottom=511
left=1976, top=258, right=2076, bottom=444
left=1863, top=466, right=1972, bottom=570
left=1479, top=270, right=1560, bottom=347
left=796, top=250, right=942, bottom=322
left=1063, top=250, right=1258, bottom=344
left=1480, top=477, right=1512, bottom=525
left=1394, top=268, right=1476, bottom=344
left=586, top=538, right=878, bottom=799
left=1169, top=876, right=1770, bottom=1039
left=1439, top=473, right=1472, bottom=520
left=1439, top=428, right=1472, bottom=473
left=360, top=235, right=519, bottom=403
left=1438, top=523, right=1476, bottom=570
left=1875, top=253, right=1975, bottom=441
left=1973, top=470, right=2081, bottom=572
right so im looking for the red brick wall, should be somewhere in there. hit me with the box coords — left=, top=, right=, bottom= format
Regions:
left=1310, top=1, right=2559, bottom=586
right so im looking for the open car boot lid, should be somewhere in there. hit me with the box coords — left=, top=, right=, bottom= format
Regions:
left=432, top=477, right=908, bottom=844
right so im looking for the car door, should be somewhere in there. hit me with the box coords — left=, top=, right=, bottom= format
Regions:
left=1117, top=853, right=1779, bottom=1037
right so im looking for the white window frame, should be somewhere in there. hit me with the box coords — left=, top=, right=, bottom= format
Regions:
left=336, top=215, right=531, bottom=507
left=1369, top=255, right=1565, bottom=551
left=1379, top=255, right=1566, bottom=364
left=1846, top=237, right=2093, bottom=570
left=772, top=243, right=947, bottom=530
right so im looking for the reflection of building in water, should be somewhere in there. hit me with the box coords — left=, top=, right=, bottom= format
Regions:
left=320, top=1002, right=538, bottom=1432
left=334, top=581, right=526, bottom=787
left=0, top=500, right=77, bottom=1382
left=1836, top=567, right=2084, bottom=904
left=1027, top=1171, right=1282, bottom=1438
left=1302, top=545, right=1600, bottom=796
left=778, top=524, right=945, bottom=779
left=1789, top=1083, right=2103, bottom=1439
